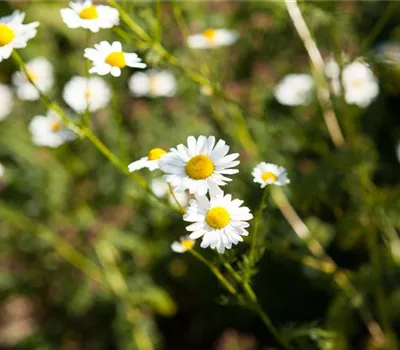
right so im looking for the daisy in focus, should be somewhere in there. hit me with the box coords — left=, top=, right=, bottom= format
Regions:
left=60, top=0, right=119, bottom=33
left=0, top=11, right=39, bottom=62
left=129, top=70, right=176, bottom=97
left=184, top=193, right=253, bottom=254
left=128, top=148, right=167, bottom=172
left=29, top=110, right=76, bottom=148
left=171, top=236, right=195, bottom=253
left=342, top=61, right=379, bottom=108
left=159, top=136, right=240, bottom=196
left=84, top=41, right=146, bottom=77
left=12, top=57, right=54, bottom=101
left=151, top=179, right=190, bottom=209
left=252, top=162, right=290, bottom=188
left=63, top=76, right=111, bottom=113
left=0, top=83, right=13, bottom=121
left=187, top=28, right=239, bottom=49
left=274, top=74, right=314, bottom=106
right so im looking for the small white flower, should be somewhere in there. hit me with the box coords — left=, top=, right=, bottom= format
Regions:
left=129, top=70, right=176, bottom=97
left=159, top=136, right=240, bottom=196
left=0, top=163, right=5, bottom=178
left=0, top=11, right=39, bottom=62
left=342, top=61, right=379, bottom=108
left=375, top=41, right=400, bottom=65
left=187, top=28, right=239, bottom=49
left=63, top=76, right=111, bottom=113
left=29, top=110, right=76, bottom=148
left=128, top=148, right=167, bottom=172
left=252, top=162, right=290, bottom=188
left=171, top=236, right=195, bottom=253
left=12, top=57, right=54, bottom=101
left=274, top=74, right=314, bottom=106
left=184, top=193, right=253, bottom=254
left=0, top=83, right=13, bottom=120
left=325, top=57, right=341, bottom=96
left=60, top=0, right=119, bottom=33
left=84, top=41, right=146, bottom=77
left=151, top=178, right=190, bottom=209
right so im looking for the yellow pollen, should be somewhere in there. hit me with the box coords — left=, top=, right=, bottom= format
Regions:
left=147, top=148, right=166, bottom=160
left=105, top=52, right=126, bottom=68
left=50, top=121, right=62, bottom=132
left=27, top=70, right=36, bottom=82
left=206, top=206, right=230, bottom=229
left=79, top=5, right=98, bottom=20
left=351, top=79, right=363, bottom=89
left=203, top=28, right=216, bottom=42
left=261, top=171, right=278, bottom=183
left=149, top=74, right=158, bottom=95
left=0, top=24, right=15, bottom=46
left=85, top=91, right=91, bottom=99
left=181, top=239, right=194, bottom=250
left=185, top=155, right=214, bottom=180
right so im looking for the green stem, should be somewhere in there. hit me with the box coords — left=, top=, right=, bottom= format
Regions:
left=250, top=186, right=269, bottom=261
left=111, top=78, right=127, bottom=162
left=168, top=183, right=185, bottom=214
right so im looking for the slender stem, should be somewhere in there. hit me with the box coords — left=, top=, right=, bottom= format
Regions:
left=111, top=78, right=127, bottom=161
left=168, top=183, right=185, bottom=214
left=250, top=186, right=269, bottom=261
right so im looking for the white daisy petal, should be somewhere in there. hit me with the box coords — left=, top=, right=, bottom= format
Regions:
left=274, top=74, right=314, bottom=106
left=252, top=162, right=290, bottom=188
left=128, top=148, right=167, bottom=172
left=171, top=236, right=195, bottom=253
left=187, top=28, right=239, bottom=49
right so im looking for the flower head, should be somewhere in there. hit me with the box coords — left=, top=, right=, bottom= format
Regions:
left=0, top=83, right=13, bottom=121
left=187, top=28, right=239, bottom=49
left=159, top=136, right=240, bottom=196
left=84, top=41, right=146, bottom=77
left=129, top=70, right=176, bottom=97
left=184, top=193, right=253, bottom=254
left=128, top=148, right=167, bottom=172
left=274, top=74, right=314, bottom=106
left=171, top=236, right=195, bottom=253
left=60, top=0, right=119, bottom=33
left=252, top=162, right=290, bottom=188
left=0, top=11, right=39, bottom=62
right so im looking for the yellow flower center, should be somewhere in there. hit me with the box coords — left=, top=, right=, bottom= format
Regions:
left=85, top=91, right=91, bottom=99
left=27, top=70, right=37, bottom=82
left=203, top=28, right=216, bottom=42
left=351, top=78, right=363, bottom=89
left=149, top=74, right=158, bottom=95
left=50, top=121, right=62, bottom=132
left=185, top=155, right=214, bottom=180
left=261, top=171, right=278, bottom=183
left=206, top=206, right=230, bottom=229
left=0, top=24, right=15, bottom=46
left=105, top=52, right=126, bottom=68
left=79, top=5, right=98, bottom=20
left=147, top=148, right=166, bottom=160
left=181, top=239, right=194, bottom=250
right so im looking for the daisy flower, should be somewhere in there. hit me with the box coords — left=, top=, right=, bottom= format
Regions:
left=84, top=41, right=146, bottom=77
left=274, top=74, right=314, bottom=106
left=62, top=76, right=111, bottom=113
left=252, top=162, right=290, bottom=188
left=0, top=11, right=39, bottom=62
left=12, top=57, right=54, bottom=101
left=187, top=28, right=239, bottom=49
left=184, top=193, right=253, bottom=254
left=0, top=83, right=13, bottom=121
left=128, top=148, right=167, bottom=172
left=171, top=236, right=195, bottom=253
left=151, top=178, right=190, bottom=209
left=29, top=110, right=76, bottom=148
left=60, top=0, right=119, bottom=33
left=342, top=61, right=379, bottom=108
left=159, top=136, right=240, bottom=196
left=129, top=70, right=177, bottom=97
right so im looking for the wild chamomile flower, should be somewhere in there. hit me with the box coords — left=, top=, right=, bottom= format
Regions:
left=151, top=178, right=190, bottom=209
left=29, top=110, right=76, bottom=148
left=60, top=0, right=119, bottom=33
left=184, top=193, right=253, bottom=254
left=342, top=61, right=379, bottom=108
left=129, top=70, right=176, bottom=97
left=63, top=76, right=111, bottom=113
left=187, top=28, right=239, bottom=49
left=171, top=236, right=195, bottom=253
left=12, top=57, right=54, bottom=101
left=128, top=148, right=167, bottom=172
left=0, top=83, right=13, bottom=121
left=274, top=74, right=314, bottom=106
left=159, top=136, right=240, bottom=196
left=0, top=11, right=39, bottom=62
left=252, top=162, right=290, bottom=188
left=84, top=41, right=146, bottom=77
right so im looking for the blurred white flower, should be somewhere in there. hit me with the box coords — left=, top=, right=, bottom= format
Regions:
left=375, top=41, right=400, bottom=65
left=187, top=28, right=239, bottom=49
left=29, top=110, right=76, bottom=148
left=396, top=140, right=400, bottom=164
left=252, top=162, right=290, bottom=188
left=342, top=61, right=379, bottom=108
left=84, top=41, right=146, bottom=77
left=0, top=83, right=13, bottom=120
left=12, top=57, right=54, bottom=101
left=171, top=236, right=195, bottom=253
left=184, top=193, right=253, bottom=254
left=0, top=11, right=39, bottom=62
left=128, top=148, right=167, bottom=172
left=325, top=57, right=341, bottom=95
left=151, top=178, right=190, bottom=209
left=274, top=74, right=314, bottom=106
left=129, top=70, right=176, bottom=97
left=0, top=163, right=5, bottom=178
left=63, top=76, right=111, bottom=113
left=60, top=0, right=119, bottom=33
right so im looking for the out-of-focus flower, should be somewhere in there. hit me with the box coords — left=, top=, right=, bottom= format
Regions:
left=0, top=11, right=39, bottom=62
left=63, top=76, right=111, bottom=113
left=375, top=41, right=400, bottom=65
left=0, top=163, right=5, bottom=178
left=187, top=28, right=239, bottom=49
left=325, top=57, right=341, bottom=95
left=60, top=0, right=119, bottom=33
left=151, top=178, right=190, bottom=208
left=84, top=41, right=146, bottom=77
left=274, top=74, right=314, bottom=106
left=342, top=61, right=379, bottom=108
left=128, top=148, right=167, bottom=172
left=184, top=193, right=253, bottom=254
left=252, top=162, right=290, bottom=188
left=160, top=135, right=239, bottom=196
left=129, top=70, right=176, bottom=97
left=12, top=57, right=54, bottom=101
left=171, top=236, right=195, bottom=253
left=29, top=110, right=76, bottom=148
left=0, top=83, right=13, bottom=121
left=396, top=140, right=400, bottom=164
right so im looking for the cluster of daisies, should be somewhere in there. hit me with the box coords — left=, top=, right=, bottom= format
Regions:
left=128, top=135, right=289, bottom=254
